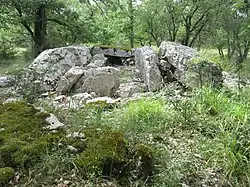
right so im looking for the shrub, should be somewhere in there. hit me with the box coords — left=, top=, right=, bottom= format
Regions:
left=0, top=37, right=17, bottom=59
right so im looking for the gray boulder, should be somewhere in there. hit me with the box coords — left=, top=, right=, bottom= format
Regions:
left=56, top=67, right=85, bottom=94
left=28, top=46, right=91, bottom=91
left=116, top=82, right=146, bottom=98
left=0, top=75, right=14, bottom=88
left=75, top=67, right=120, bottom=97
left=159, top=41, right=197, bottom=79
left=181, top=60, right=223, bottom=89
left=135, top=46, right=163, bottom=91
left=222, top=71, right=250, bottom=89
left=87, top=53, right=107, bottom=68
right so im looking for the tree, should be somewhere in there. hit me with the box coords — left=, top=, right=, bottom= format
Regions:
left=137, top=0, right=224, bottom=47
left=213, top=0, right=250, bottom=59
left=0, top=0, right=92, bottom=57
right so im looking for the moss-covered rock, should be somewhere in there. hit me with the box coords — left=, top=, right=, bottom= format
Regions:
left=0, top=167, right=15, bottom=184
left=74, top=129, right=155, bottom=185
left=0, top=101, right=64, bottom=168
left=75, top=131, right=128, bottom=177
left=136, top=144, right=154, bottom=179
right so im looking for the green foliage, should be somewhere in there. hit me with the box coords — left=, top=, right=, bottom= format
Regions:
left=0, top=167, right=15, bottom=184
left=174, top=87, right=250, bottom=185
left=0, top=36, right=17, bottom=59
left=135, top=144, right=154, bottom=179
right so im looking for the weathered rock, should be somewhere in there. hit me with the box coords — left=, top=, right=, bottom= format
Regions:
left=31, top=46, right=90, bottom=70
left=87, top=53, right=107, bottom=68
left=67, top=145, right=78, bottom=153
left=90, top=46, right=103, bottom=56
left=52, top=93, right=93, bottom=109
left=86, top=97, right=121, bottom=106
left=3, top=97, right=22, bottom=104
left=56, top=67, right=85, bottom=94
left=0, top=75, right=14, bottom=88
left=69, top=92, right=93, bottom=107
left=159, top=41, right=197, bottom=79
left=45, top=114, right=65, bottom=130
left=66, top=132, right=85, bottom=139
left=75, top=67, right=120, bottom=97
left=135, top=46, right=163, bottom=91
left=28, top=46, right=91, bottom=91
left=116, top=82, right=146, bottom=98
left=222, top=71, right=250, bottom=89
left=181, top=60, right=223, bottom=89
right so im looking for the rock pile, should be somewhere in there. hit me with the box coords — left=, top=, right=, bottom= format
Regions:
left=22, top=46, right=122, bottom=97
left=2, top=42, right=229, bottom=107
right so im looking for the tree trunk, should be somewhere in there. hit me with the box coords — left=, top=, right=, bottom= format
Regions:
left=129, top=0, right=134, bottom=49
left=34, top=4, right=47, bottom=57
left=243, top=41, right=250, bottom=60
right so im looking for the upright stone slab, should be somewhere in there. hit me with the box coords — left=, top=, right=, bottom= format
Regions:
left=135, top=46, right=163, bottom=91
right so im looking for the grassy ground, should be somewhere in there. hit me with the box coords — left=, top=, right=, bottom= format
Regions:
left=1, top=87, right=249, bottom=186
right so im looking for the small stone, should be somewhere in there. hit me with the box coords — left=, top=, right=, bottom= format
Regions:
left=45, top=114, right=65, bottom=130
left=67, top=145, right=78, bottom=153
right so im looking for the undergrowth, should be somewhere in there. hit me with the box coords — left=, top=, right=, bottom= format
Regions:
left=0, top=86, right=250, bottom=186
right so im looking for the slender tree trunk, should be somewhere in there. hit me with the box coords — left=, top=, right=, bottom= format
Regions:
left=218, top=46, right=224, bottom=58
left=243, top=41, right=250, bottom=60
left=34, top=4, right=47, bottom=57
left=128, top=0, right=134, bottom=48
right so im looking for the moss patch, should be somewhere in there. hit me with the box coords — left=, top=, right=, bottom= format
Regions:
left=0, top=167, right=15, bottom=184
left=136, top=144, right=154, bottom=179
left=74, top=129, right=155, bottom=184
left=0, top=102, right=64, bottom=168
left=75, top=131, right=128, bottom=177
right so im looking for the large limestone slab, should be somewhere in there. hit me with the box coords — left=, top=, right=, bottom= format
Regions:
left=159, top=41, right=197, bottom=79
left=75, top=67, right=120, bottom=97
left=135, top=46, right=163, bottom=91
left=181, top=60, right=223, bottom=89
left=27, top=46, right=91, bottom=91
left=56, top=67, right=85, bottom=94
